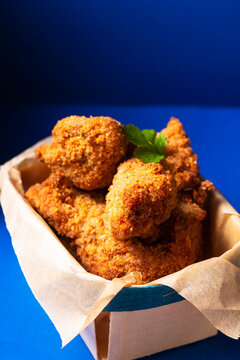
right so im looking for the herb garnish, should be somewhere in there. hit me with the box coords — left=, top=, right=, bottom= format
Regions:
left=122, top=125, right=167, bottom=163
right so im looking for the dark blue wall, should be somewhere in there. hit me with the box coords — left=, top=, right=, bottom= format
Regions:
left=2, top=0, right=240, bottom=106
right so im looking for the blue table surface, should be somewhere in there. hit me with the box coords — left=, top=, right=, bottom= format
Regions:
left=0, top=104, right=239, bottom=360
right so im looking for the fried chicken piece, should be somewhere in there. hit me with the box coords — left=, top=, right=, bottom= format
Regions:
left=162, top=117, right=200, bottom=190
left=175, top=192, right=207, bottom=224
left=157, top=179, right=213, bottom=257
left=104, top=158, right=177, bottom=241
left=142, top=184, right=207, bottom=246
left=25, top=172, right=105, bottom=239
left=172, top=191, right=207, bottom=260
left=76, top=196, right=204, bottom=283
left=76, top=179, right=210, bottom=283
left=104, top=118, right=201, bottom=242
left=35, top=116, right=127, bottom=190
left=193, top=179, right=216, bottom=207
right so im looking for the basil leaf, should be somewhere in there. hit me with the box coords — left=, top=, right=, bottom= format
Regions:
left=154, top=133, right=167, bottom=154
left=134, top=147, right=164, bottom=163
left=122, top=125, right=149, bottom=147
left=142, top=129, right=156, bottom=144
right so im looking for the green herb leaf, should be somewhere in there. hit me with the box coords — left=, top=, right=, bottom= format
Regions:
left=122, top=125, right=149, bottom=147
left=123, top=124, right=167, bottom=164
left=142, top=129, right=156, bottom=144
left=154, top=133, right=167, bottom=154
left=134, top=147, right=164, bottom=163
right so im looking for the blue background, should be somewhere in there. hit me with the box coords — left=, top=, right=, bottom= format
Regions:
left=1, top=1, right=240, bottom=359
left=2, top=0, right=240, bottom=107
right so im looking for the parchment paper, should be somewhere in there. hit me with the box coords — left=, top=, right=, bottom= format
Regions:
left=0, top=138, right=240, bottom=346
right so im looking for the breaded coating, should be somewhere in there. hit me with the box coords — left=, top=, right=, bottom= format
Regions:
left=172, top=190, right=207, bottom=260
left=105, top=158, right=177, bottom=241
left=162, top=117, right=200, bottom=190
left=76, top=193, right=205, bottom=283
left=25, top=172, right=105, bottom=239
left=175, top=192, right=207, bottom=225
left=76, top=180, right=210, bottom=283
left=25, top=114, right=215, bottom=283
left=104, top=118, right=201, bottom=242
left=35, top=116, right=127, bottom=190
left=193, top=179, right=216, bottom=207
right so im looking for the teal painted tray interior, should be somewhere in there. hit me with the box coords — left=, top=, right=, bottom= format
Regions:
left=103, top=284, right=184, bottom=312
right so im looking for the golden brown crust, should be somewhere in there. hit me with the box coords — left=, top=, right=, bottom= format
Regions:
left=36, top=116, right=127, bottom=190
left=76, top=197, right=203, bottom=283
left=75, top=179, right=210, bottom=283
left=162, top=117, right=200, bottom=190
left=173, top=190, right=207, bottom=260
left=105, top=158, right=177, bottom=241
left=104, top=118, right=201, bottom=242
left=193, top=179, right=216, bottom=207
left=25, top=172, right=105, bottom=239
left=25, top=115, right=215, bottom=283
